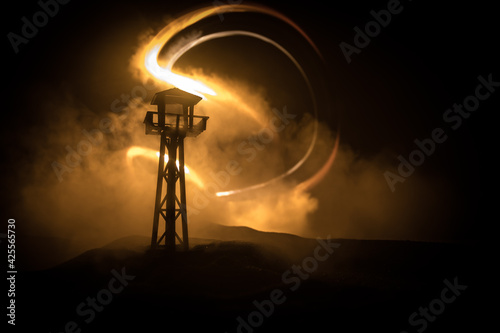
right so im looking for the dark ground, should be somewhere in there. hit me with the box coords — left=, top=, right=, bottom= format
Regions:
left=3, top=1, right=495, bottom=332
left=15, top=225, right=487, bottom=333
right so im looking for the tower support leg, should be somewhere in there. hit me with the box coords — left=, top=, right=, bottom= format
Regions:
left=178, top=139, right=189, bottom=251
left=165, top=137, right=178, bottom=251
left=151, top=133, right=189, bottom=252
left=151, top=132, right=166, bottom=249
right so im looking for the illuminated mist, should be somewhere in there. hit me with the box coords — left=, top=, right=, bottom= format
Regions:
left=15, top=3, right=460, bottom=256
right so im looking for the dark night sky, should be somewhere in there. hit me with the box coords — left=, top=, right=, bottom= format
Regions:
left=2, top=0, right=497, bottom=244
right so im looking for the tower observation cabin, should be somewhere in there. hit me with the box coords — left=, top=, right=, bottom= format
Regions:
left=144, top=88, right=209, bottom=251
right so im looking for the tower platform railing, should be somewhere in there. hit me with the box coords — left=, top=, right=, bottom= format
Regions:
left=144, top=111, right=209, bottom=137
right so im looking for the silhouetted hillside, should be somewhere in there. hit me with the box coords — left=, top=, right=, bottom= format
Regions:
left=16, top=226, right=485, bottom=332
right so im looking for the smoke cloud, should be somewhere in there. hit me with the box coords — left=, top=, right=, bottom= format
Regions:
left=13, top=23, right=461, bottom=258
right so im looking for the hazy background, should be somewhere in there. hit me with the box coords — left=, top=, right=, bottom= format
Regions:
left=2, top=0, right=496, bottom=257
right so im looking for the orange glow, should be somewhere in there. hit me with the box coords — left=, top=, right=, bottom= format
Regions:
left=153, top=152, right=189, bottom=174
left=144, top=44, right=216, bottom=98
left=133, top=3, right=338, bottom=199
left=126, top=146, right=204, bottom=189
left=139, top=4, right=321, bottom=99
left=296, top=130, right=340, bottom=192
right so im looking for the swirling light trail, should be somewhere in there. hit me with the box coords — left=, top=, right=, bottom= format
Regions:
left=133, top=3, right=338, bottom=197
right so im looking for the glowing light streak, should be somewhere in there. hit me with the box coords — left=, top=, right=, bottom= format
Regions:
left=126, top=146, right=204, bottom=188
left=138, top=3, right=339, bottom=197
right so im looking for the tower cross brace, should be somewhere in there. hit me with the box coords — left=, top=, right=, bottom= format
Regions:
left=144, top=88, right=208, bottom=251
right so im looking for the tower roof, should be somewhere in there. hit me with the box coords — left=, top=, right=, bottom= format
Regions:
left=150, top=88, right=202, bottom=106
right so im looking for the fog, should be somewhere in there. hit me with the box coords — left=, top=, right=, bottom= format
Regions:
left=7, top=11, right=472, bottom=258
left=15, top=67, right=458, bottom=255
